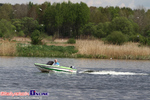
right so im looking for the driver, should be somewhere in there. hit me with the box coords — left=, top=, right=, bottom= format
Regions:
left=53, top=59, right=60, bottom=66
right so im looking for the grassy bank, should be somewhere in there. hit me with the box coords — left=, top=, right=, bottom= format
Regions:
left=0, top=38, right=150, bottom=60
left=16, top=44, right=78, bottom=57
left=75, top=40, right=150, bottom=60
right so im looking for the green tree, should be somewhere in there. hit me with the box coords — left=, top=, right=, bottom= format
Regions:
left=95, top=23, right=106, bottom=38
left=28, top=1, right=34, bottom=9
left=21, top=17, right=39, bottom=36
left=12, top=19, right=25, bottom=36
left=37, top=2, right=51, bottom=24
left=54, top=3, right=64, bottom=36
left=133, top=7, right=147, bottom=35
left=44, top=3, right=63, bottom=36
left=143, top=9, right=150, bottom=37
left=31, top=30, right=42, bottom=45
left=12, top=19, right=22, bottom=32
left=119, top=7, right=133, bottom=18
left=61, top=1, right=77, bottom=37
left=97, top=7, right=109, bottom=22
left=89, top=7, right=102, bottom=24
left=74, top=2, right=90, bottom=38
left=106, top=31, right=127, bottom=45
left=44, top=4, right=55, bottom=35
left=43, top=1, right=90, bottom=38
left=0, top=19, right=16, bottom=39
left=110, top=17, right=135, bottom=35
left=102, top=22, right=111, bottom=36
left=108, top=6, right=120, bottom=20
left=81, top=22, right=96, bottom=37
left=0, top=4, right=13, bottom=20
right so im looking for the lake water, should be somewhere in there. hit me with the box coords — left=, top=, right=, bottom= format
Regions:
left=0, top=57, right=150, bottom=100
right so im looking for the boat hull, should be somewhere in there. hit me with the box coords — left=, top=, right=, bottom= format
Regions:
left=34, top=63, right=77, bottom=73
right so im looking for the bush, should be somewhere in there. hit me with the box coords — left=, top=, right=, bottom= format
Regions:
left=31, top=30, right=42, bottom=45
left=0, top=30, right=3, bottom=37
left=17, top=31, right=25, bottom=37
left=106, top=31, right=127, bottom=45
left=129, top=34, right=143, bottom=42
left=67, top=38, right=76, bottom=44
left=16, top=45, right=78, bottom=57
left=140, top=37, right=150, bottom=46
left=148, top=38, right=150, bottom=46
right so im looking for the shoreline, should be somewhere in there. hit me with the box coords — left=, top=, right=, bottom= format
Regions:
left=0, top=55, right=150, bottom=61
left=0, top=38, right=150, bottom=60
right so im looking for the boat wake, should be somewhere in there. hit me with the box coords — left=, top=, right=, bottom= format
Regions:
left=79, top=70, right=149, bottom=76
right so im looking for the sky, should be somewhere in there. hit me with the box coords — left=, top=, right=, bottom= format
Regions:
left=0, top=0, right=150, bottom=9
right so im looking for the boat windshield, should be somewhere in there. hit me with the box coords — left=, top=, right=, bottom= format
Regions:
left=47, top=61, right=54, bottom=65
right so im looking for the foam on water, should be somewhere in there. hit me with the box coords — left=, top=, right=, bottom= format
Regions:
left=79, top=70, right=149, bottom=75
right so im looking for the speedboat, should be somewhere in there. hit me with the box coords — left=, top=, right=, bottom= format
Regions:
left=34, top=61, right=77, bottom=73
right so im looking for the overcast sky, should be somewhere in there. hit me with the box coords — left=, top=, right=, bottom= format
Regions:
left=1, top=0, right=150, bottom=9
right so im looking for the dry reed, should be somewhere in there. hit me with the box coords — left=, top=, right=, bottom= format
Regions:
left=0, top=40, right=16, bottom=56
left=75, top=39, right=150, bottom=59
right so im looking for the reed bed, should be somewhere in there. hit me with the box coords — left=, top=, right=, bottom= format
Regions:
left=75, top=40, right=150, bottom=59
left=0, top=41, right=16, bottom=56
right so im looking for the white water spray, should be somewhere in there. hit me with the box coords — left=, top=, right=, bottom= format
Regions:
left=79, top=70, right=148, bottom=75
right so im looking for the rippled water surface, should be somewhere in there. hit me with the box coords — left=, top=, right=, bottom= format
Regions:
left=0, top=57, right=150, bottom=100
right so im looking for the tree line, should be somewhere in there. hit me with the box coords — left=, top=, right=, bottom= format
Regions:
left=0, top=1, right=150, bottom=45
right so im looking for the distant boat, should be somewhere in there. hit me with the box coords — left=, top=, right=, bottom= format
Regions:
left=34, top=62, right=77, bottom=73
